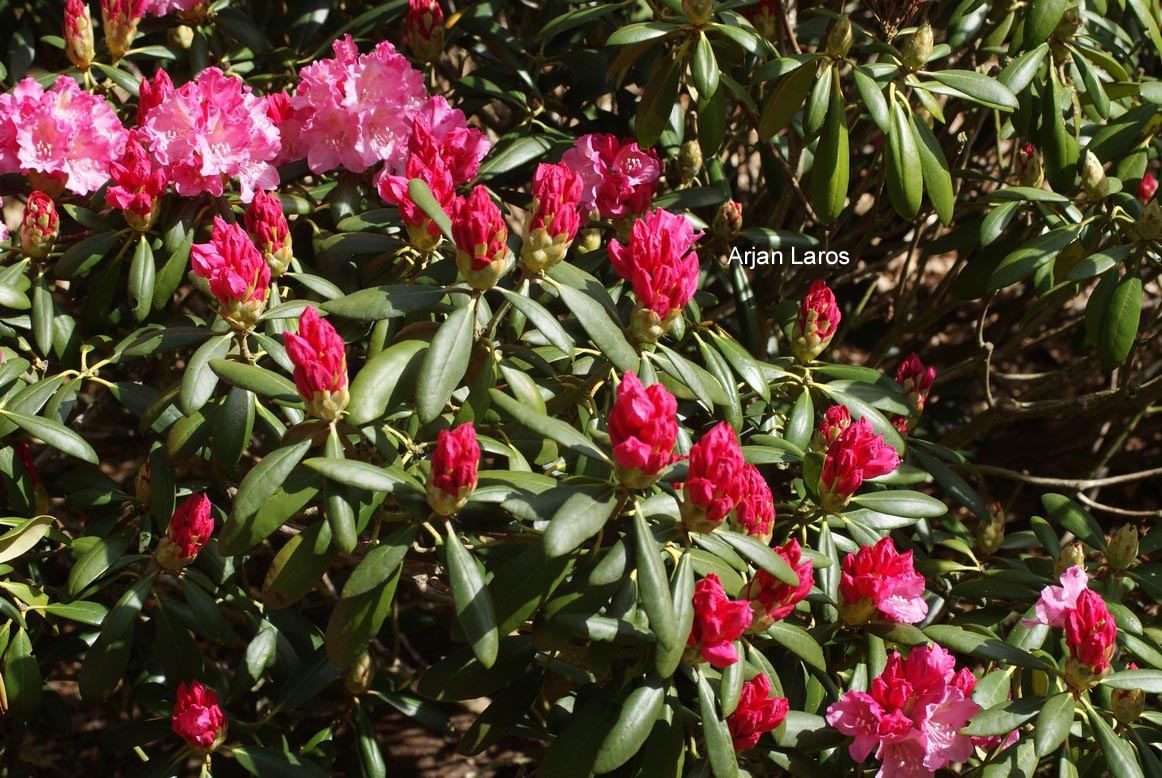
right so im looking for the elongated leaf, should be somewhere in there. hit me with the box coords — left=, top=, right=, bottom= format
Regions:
left=322, top=285, right=446, bottom=321
left=594, top=678, right=667, bottom=773
left=715, top=530, right=799, bottom=585
left=497, top=287, right=574, bottom=357
left=2, top=410, right=97, bottom=464
left=636, top=56, right=682, bottom=148
left=543, top=486, right=619, bottom=558
left=759, top=64, right=816, bottom=140
left=417, top=301, right=475, bottom=422
left=1034, top=692, right=1074, bottom=757
left=551, top=276, right=638, bottom=373
left=489, top=389, right=611, bottom=464
left=445, top=524, right=499, bottom=669
left=1087, top=704, right=1145, bottom=778
left=850, top=490, right=948, bottom=518
left=912, top=116, right=954, bottom=225
left=408, top=179, right=453, bottom=241
left=220, top=437, right=314, bottom=553
left=0, top=515, right=53, bottom=565
left=633, top=512, right=678, bottom=650
left=810, top=79, right=849, bottom=223
left=1099, top=276, right=1142, bottom=370
left=697, top=670, right=739, bottom=778
left=886, top=97, right=923, bottom=219
left=930, top=70, right=1018, bottom=111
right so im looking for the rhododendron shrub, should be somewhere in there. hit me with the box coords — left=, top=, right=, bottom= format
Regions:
left=0, top=1, right=1159, bottom=776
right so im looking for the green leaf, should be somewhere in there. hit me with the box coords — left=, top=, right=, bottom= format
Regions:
left=963, top=696, right=1044, bottom=736
left=1104, top=669, right=1162, bottom=692
left=714, top=530, right=799, bottom=586
left=540, top=690, right=620, bottom=778
left=636, top=56, right=682, bottom=148
left=988, top=225, right=1081, bottom=291
left=999, top=43, right=1049, bottom=93
left=181, top=333, right=232, bottom=414
left=35, top=600, right=107, bottom=627
left=543, top=486, right=619, bottom=558
left=0, top=282, right=29, bottom=310
left=804, top=63, right=833, bottom=137
left=407, top=179, right=453, bottom=242
left=929, top=70, right=1019, bottom=111
left=488, top=389, right=611, bottom=464
left=67, top=532, right=134, bottom=598
left=322, top=285, right=446, bottom=321
left=1087, top=704, right=1145, bottom=778
left=30, top=277, right=52, bottom=357
left=697, top=670, right=739, bottom=778
left=1099, top=276, right=1142, bottom=370
left=594, top=678, right=667, bottom=773
left=912, top=115, right=954, bottom=225
left=1126, top=0, right=1162, bottom=59
left=924, top=625, right=1051, bottom=670
left=541, top=1, right=631, bottom=38
left=220, top=437, right=314, bottom=554
left=417, top=301, right=476, bottom=423
left=209, top=359, right=299, bottom=403
left=304, top=458, right=423, bottom=495
left=758, top=64, right=816, bottom=140
left=692, top=32, right=720, bottom=98
left=853, top=66, right=890, bottom=132
left=325, top=529, right=413, bottom=668
left=55, top=231, right=120, bottom=278
left=79, top=573, right=155, bottom=701
left=1042, top=493, right=1106, bottom=549
left=1034, top=692, right=1075, bottom=757
left=810, top=78, right=849, bottom=223
left=633, top=512, right=678, bottom=650
left=785, top=388, right=814, bottom=451
left=766, top=621, right=826, bottom=671
left=886, top=97, right=923, bottom=220
left=1025, top=0, right=1068, bottom=44
left=2, top=410, right=98, bottom=464
left=346, top=339, right=428, bottom=425
left=657, top=551, right=695, bottom=678
left=655, top=344, right=730, bottom=408
left=232, top=745, right=329, bottom=778
left=0, top=515, right=54, bottom=565
left=445, top=524, right=499, bottom=669
left=497, top=287, right=574, bottom=357
left=607, top=21, right=679, bottom=45
left=262, top=523, right=338, bottom=611
left=477, top=135, right=555, bottom=180
left=128, top=235, right=155, bottom=321
left=849, top=490, right=948, bottom=518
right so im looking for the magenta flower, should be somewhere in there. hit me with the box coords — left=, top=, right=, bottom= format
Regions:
left=839, top=537, right=927, bottom=625
left=172, top=681, right=226, bottom=752
left=1028, top=565, right=1089, bottom=628
left=144, top=0, right=203, bottom=15
left=451, top=186, right=512, bottom=289
left=292, top=35, right=426, bottom=175
left=734, top=464, right=775, bottom=542
left=284, top=307, right=349, bottom=422
left=608, top=208, right=701, bottom=343
left=64, top=0, right=96, bottom=69
left=1065, top=589, right=1117, bottom=674
left=101, top=0, right=147, bottom=59
left=156, top=493, right=213, bottom=571
left=561, top=133, right=661, bottom=220
left=427, top=422, right=480, bottom=516
left=688, top=574, right=752, bottom=668
left=681, top=422, right=745, bottom=533
left=728, top=674, right=789, bottom=751
left=894, top=353, right=936, bottom=432
left=1140, top=172, right=1158, bottom=204
left=826, top=644, right=981, bottom=777
left=791, top=279, right=841, bottom=363
left=951, top=669, right=1019, bottom=753
left=409, top=96, right=489, bottom=183
left=244, top=190, right=293, bottom=276
left=818, top=417, right=900, bottom=512
left=190, top=217, right=271, bottom=328
left=607, top=371, right=677, bottom=488
left=0, top=76, right=128, bottom=195
left=740, top=539, right=814, bottom=632
left=813, top=404, right=852, bottom=450
left=521, top=162, right=583, bottom=272
left=105, top=130, right=167, bottom=230
left=20, top=191, right=59, bottom=259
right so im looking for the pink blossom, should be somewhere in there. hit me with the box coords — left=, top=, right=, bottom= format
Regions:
left=292, top=35, right=426, bottom=175
left=951, top=669, right=1019, bottom=753
left=190, top=217, right=270, bottom=327
left=406, top=0, right=445, bottom=62
left=561, top=133, right=661, bottom=219
left=728, top=674, right=789, bottom=751
left=156, top=492, right=213, bottom=570
left=172, top=681, right=226, bottom=752
left=608, top=371, right=677, bottom=488
left=105, top=129, right=167, bottom=223
left=140, top=67, right=280, bottom=202
left=410, top=96, right=489, bottom=182
left=819, top=417, right=900, bottom=511
left=839, top=537, right=927, bottom=625
left=144, top=0, right=202, bottom=15
left=0, top=76, right=127, bottom=195
left=792, top=279, right=841, bottom=362
left=1065, top=589, right=1117, bottom=674
left=688, top=574, right=752, bottom=668
left=244, top=189, right=292, bottom=275
left=740, top=539, right=814, bottom=631
left=264, top=91, right=304, bottom=165
left=451, top=186, right=511, bottom=289
left=894, top=354, right=936, bottom=433
left=285, top=307, right=349, bottom=421
left=137, top=68, right=174, bottom=126
left=826, top=644, right=981, bottom=777
left=681, top=422, right=745, bottom=532
left=734, top=464, right=775, bottom=542
left=1140, top=172, right=1158, bottom=204
left=1028, top=565, right=1088, bottom=628
left=521, top=162, right=583, bottom=272
left=814, top=404, right=852, bottom=450
left=427, top=422, right=480, bottom=516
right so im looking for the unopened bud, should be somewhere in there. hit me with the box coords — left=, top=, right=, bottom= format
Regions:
left=101, top=0, right=143, bottom=61
left=683, top=0, right=714, bottom=24
left=901, top=22, right=933, bottom=71
left=405, top=0, right=445, bottom=63
left=343, top=650, right=376, bottom=695
left=1138, top=200, right=1162, bottom=241
left=1082, top=151, right=1108, bottom=201
left=713, top=199, right=743, bottom=242
left=977, top=500, right=1005, bottom=554
left=1064, top=653, right=1105, bottom=692
left=574, top=227, right=603, bottom=255
left=1017, top=142, right=1043, bottom=188
left=825, top=15, right=853, bottom=58
left=134, top=460, right=152, bottom=509
left=677, top=140, right=703, bottom=183
left=20, top=191, right=59, bottom=259
left=1107, top=524, right=1139, bottom=571
left=1055, top=542, right=1085, bottom=578
left=1113, top=668, right=1144, bottom=723
left=167, top=24, right=195, bottom=49
left=64, top=0, right=96, bottom=70
left=1052, top=5, right=1082, bottom=40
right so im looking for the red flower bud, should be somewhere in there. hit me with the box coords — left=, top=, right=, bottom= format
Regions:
left=190, top=217, right=271, bottom=329
left=244, top=190, right=293, bottom=276
left=893, top=352, right=936, bottom=432
left=1139, top=172, right=1157, bottom=204
left=727, top=673, right=789, bottom=751
left=743, top=0, right=778, bottom=39
left=284, top=307, right=349, bottom=422
left=64, top=0, right=96, bottom=70
left=156, top=492, right=213, bottom=571
left=520, top=162, right=583, bottom=273
left=101, top=0, right=146, bottom=60
left=733, top=464, right=775, bottom=542
left=818, top=417, right=899, bottom=513
left=172, top=680, right=227, bottom=752
left=681, top=422, right=745, bottom=532
left=608, top=371, right=677, bottom=489
left=791, top=280, right=840, bottom=362
left=20, top=191, right=59, bottom=259
left=687, top=574, right=752, bottom=668
left=713, top=199, right=743, bottom=242
left=406, top=0, right=445, bottom=63
left=839, top=536, right=927, bottom=625
left=812, top=404, right=851, bottom=450
left=739, top=539, right=813, bottom=632
left=1065, top=589, right=1117, bottom=676
left=451, top=186, right=512, bottom=290
left=106, top=129, right=166, bottom=231
left=608, top=208, right=701, bottom=343
left=376, top=123, right=457, bottom=253
left=138, top=69, right=174, bottom=126
left=426, top=422, right=480, bottom=516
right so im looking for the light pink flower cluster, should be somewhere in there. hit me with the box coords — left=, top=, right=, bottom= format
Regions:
left=138, top=67, right=280, bottom=202
left=292, top=35, right=426, bottom=175
left=561, top=133, right=661, bottom=220
left=839, top=537, right=927, bottom=625
left=688, top=574, right=752, bottom=668
left=819, top=416, right=900, bottom=512
left=740, top=539, right=814, bottom=632
left=608, top=208, right=701, bottom=342
left=826, top=644, right=982, bottom=778
left=1028, top=565, right=1089, bottom=628
left=0, top=76, right=128, bottom=195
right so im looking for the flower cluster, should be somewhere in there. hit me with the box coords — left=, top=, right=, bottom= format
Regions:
left=285, top=307, right=349, bottom=422
left=1029, top=566, right=1117, bottom=687
left=451, top=186, right=512, bottom=289
left=740, top=539, right=814, bottom=632
left=427, top=422, right=480, bottom=516
left=520, top=162, right=583, bottom=273
left=244, top=190, right=293, bottom=276
left=839, top=537, right=927, bottom=625
left=190, top=217, right=271, bottom=329
left=607, top=371, right=677, bottom=488
left=0, top=76, right=127, bottom=195
left=608, top=208, right=701, bottom=343
left=172, top=680, right=227, bottom=752
left=562, top=133, right=661, bottom=220
left=681, top=422, right=745, bottom=533
left=291, top=35, right=427, bottom=175
left=139, top=67, right=280, bottom=202
left=819, top=416, right=900, bottom=512
left=729, top=674, right=789, bottom=751
left=813, top=404, right=852, bottom=450
left=406, top=0, right=445, bottom=62
left=20, top=191, right=59, bottom=259
left=105, top=130, right=167, bottom=230
left=733, top=464, right=775, bottom=542
left=826, top=644, right=983, bottom=777
left=892, top=353, right=936, bottom=433
left=688, top=574, right=752, bottom=667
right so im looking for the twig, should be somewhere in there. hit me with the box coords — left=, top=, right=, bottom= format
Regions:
left=972, top=464, right=1162, bottom=490
left=1074, top=493, right=1162, bottom=519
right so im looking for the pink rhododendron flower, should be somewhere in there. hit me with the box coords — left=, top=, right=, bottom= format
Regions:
left=734, top=464, right=775, bottom=542
left=839, top=537, right=927, bottom=625
left=172, top=681, right=226, bottom=752
left=20, top=191, right=59, bottom=259
left=0, top=76, right=128, bottom=195
left=144, top=0, right=202, bottom=15
left=819, top=417, right=900, bottom=512
left=728, top=674, right=789, bottom=751
left=140, top=67, right=280, bottom=202
left=814, top=404, right=852, bottom=450
left=950, top=669, right=1019, bottom=753
left=607, top=371, right=677, bottom=488
left=561, top=133, right=661, bottom=220
left=1065, top=589, right=1117, bottom=674
left=740, top=539, right=814, bottom=632
left=156, top=492, right=213, bottom=571
left=681, top=422, right=745, bottom=533
left=410, top=95, right=489, bottom=182
left=105, top=129, right=167, bottom=229
left=451, top=186, right=512, bottom=289
left=688, top=574, right=752, bottom=668
left=893, top=353, right=936, bottom=431
left=264, top=91, right=304, bottom=165
left=521, top=162, right=583, bottom=272
left=792, top=279, right=841, bottom=363
left=293, top=35, right=426, bottom=175
left=1028, top=565, right=1089, bottom=628
left=376, top=122, right=456, bottom=252
left=284, top=307, right=349, bottom=422
left=137, top=68, right=174, bottom=126
left=427, top=422, right=480, bottom=516
left=608, top=208, right=701, bottom=343
left=190, top=217, right=271, bottom=328
left=826, top=644, right=981, bottom=778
